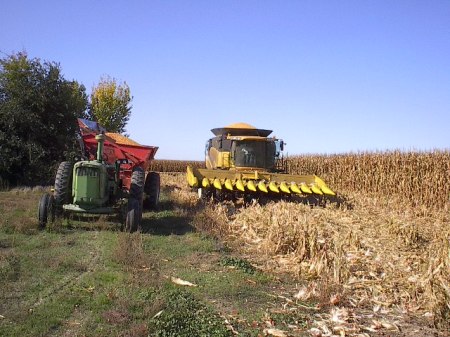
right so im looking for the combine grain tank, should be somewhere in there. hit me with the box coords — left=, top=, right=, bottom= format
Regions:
left=186, top=123, right=335, bottom=201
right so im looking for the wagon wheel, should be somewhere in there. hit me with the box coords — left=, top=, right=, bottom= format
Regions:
left=144, top=171, right=160, bottom=210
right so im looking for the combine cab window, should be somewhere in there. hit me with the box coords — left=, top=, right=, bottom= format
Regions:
left=205, top=140, right=211, bottom=156
left=275, top=140, right=283, bottom=158
left=233, top=141, right=276, bottom=169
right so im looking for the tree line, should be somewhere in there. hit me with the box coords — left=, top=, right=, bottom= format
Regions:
left=0, top=52, right=132, bottom=186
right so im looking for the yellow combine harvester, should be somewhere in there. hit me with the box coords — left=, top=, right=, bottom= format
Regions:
left=187, top=123, right=335, bottom=201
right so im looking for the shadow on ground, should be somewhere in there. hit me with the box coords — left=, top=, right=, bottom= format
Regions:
left=140, top=199, right=195, bottom=236
left=207, top=192, right=354, bottom=210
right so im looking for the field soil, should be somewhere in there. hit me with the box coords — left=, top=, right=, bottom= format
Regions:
left=0, top=173, right=448, bottom=337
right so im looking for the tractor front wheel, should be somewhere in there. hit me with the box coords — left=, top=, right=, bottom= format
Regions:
left=38, top=193, right=55, bottom=228
left=125, top=197, right=141, bottom=233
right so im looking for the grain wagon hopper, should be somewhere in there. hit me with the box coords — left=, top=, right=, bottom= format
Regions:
left=187, top=123, right=335, bottom=201
left=38, top=118, right=160, bottom=232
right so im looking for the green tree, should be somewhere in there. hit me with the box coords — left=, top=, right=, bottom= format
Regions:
left=0, top=52, right=88, bottom=185
left=88, top=76, right=132, bottom=133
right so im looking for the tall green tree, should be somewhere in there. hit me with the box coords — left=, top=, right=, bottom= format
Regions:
left=0, top=52, right=88, bottom=185
left=88, top=76, right=132, bottom=134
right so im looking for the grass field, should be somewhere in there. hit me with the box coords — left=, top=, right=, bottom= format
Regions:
left=0, top=181, right=309, bottom=337
left=1, top=151, right=449, bottom=336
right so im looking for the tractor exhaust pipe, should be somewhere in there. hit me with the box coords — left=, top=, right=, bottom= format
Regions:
left=95, top=134, right=105, bottom=162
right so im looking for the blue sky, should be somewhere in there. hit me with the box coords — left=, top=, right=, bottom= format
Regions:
left=1, top=1, right=449, bottom=160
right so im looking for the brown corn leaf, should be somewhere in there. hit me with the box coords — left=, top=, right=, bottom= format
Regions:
left=171, top=276, right=197, bottom=287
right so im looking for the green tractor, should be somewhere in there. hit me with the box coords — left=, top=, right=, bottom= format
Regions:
left=38, top=119, right=159, bottom=232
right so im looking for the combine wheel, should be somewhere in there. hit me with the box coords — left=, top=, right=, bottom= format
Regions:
left=198, top=187, right=214, bottom=201
left=144, top=171, right=160, bottom=210
left=198, top=187, right=206, bottom=200
left=243, top=193, right=258, bottom=205
left=38, top=193, right=55, bottom=228
left=54, top=161, right=73, bottom=212
left=125, top=197, right=141, bottom=232
left=197, top=187, right=210, bottom=201
left=212, top=189, right=227, bottom=202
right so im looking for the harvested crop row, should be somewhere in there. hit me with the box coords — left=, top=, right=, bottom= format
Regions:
left=161, top=171, right=450, bottom=331
left=195, top=196, right=449, bottom=331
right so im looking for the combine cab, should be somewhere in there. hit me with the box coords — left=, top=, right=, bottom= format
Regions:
left=187, top=123, right=335, bottom=201
left=38, top=118, right=160, bottom=232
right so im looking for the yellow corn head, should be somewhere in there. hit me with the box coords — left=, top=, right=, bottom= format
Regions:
left=187, top=123, right=335, bottom=200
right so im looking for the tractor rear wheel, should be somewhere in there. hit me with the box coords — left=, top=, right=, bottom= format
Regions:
left=54, top=161, right=73, bottom=212
left=130, top=167, right=145, bottom=200
left=38, top=193, right=54, bottom=228
left=144, top=171, right=160, bottom=210
left=125, top=197, right=141, bottom=232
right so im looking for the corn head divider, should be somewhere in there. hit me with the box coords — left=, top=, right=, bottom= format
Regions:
left=187, top=123, right=335, bottom=201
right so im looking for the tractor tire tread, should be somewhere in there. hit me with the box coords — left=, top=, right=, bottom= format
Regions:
left=144, top=171, right=160, bottom=210
left=54, top=161, right=73, bottom=207
left=125, top=197, right=141, bottom=232
left=130, top=167, right=145, bottom=200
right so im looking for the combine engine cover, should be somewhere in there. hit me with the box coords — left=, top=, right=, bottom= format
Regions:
left=187, top=123, right=335, bottom=199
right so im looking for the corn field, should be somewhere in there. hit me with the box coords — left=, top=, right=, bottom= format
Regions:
left=288, top=150, right=450, bottom=212
left=149, top=160, right=204, bottom=172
